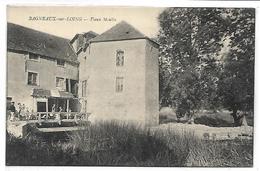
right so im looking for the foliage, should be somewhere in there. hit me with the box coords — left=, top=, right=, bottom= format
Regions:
left=158, top=8, right=255, bottom=125
left=217, top=8, right=255, bottom=125
left=158, top=8, right=227, bottom=114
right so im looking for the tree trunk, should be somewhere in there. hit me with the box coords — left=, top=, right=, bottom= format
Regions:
left=231, top=109, right=244, bottom=127
left=187, top=111, right=195, bottom=124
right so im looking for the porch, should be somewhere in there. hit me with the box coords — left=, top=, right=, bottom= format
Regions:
left=29, top=88, right=90, bottom=125
left=31, top=88, right=84, bottom=112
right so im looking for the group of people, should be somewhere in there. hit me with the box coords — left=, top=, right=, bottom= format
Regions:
left=7, top=102, right=32, bottom=121
left=41, top=104, right=65, bottom=120
left=7, top=102, right=70, bottom=122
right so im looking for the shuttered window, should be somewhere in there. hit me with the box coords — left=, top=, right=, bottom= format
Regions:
left=116, top=77, right=124, bottom=92
left=116, top=50, right=124, bottom=66
left=82, top=80, right=87, bottom=97
left=28, top=72, right=38, bottom=86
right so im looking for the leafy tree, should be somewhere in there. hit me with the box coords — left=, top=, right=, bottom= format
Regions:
left=218, top=8, right=255, bottom=126
left=158, top=8, right=228, bottom=120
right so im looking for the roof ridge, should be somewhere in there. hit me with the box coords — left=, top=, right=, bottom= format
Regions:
left=119, top=20, right=146, bottom=37
left=90, top=20, right=147, bottom=43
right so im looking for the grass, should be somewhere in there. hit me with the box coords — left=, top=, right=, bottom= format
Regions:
left=6, top=121, right=253, bottom=166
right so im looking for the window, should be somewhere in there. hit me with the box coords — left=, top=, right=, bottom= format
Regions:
left=82, top=80, right=87, bottom=97
left=29, top=53, right=39, bottom=61
left=57, top=59, right=65, bottom=67
left=116, top=50, right=124, bottom=66
left=116, top=77, right=124, bottom=92
left=28, top=72, right=38, bottom=86
left=56, top=77, right=65, bottom=89
left=84, top=100, right=87, bottom=112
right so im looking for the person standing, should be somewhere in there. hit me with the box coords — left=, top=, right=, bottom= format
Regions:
left=22, top=104, right=25, bottom=113
left=49, top=104, right=55, bottom=119
left=20, top=104, right=25, bottom=120
left=9, top=102, right=16, bottom=121
left=56, top=106, right=62, bottom=125
left=17, top=103, right=22, bottom=120
left=25, top=107, right=30, bottom=120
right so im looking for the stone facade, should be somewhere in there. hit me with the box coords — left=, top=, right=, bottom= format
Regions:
left=7, top=50, right=78, bottom=112
left=77, top=29, right=159, bottom=126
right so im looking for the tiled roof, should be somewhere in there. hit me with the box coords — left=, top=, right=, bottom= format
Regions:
left=90, top=21, right=147, bottom=43
left=7, top=23, right=78, bottom=64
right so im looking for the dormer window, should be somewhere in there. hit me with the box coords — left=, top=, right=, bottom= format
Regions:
left=29, top=53, right=40, bottom=61
left=116, top=50, right=124, bottom=66
left=57, top=59, right=65, bottom=67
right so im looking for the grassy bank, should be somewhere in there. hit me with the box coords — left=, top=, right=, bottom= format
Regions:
left=6, top=121, right=253, bottom=166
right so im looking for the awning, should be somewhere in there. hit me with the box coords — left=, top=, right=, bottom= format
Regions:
left=32, top=88, right=75, bottom=98
left=31, top=89, right=51, bottom=98
left=59, top=91, right=74, bottom=98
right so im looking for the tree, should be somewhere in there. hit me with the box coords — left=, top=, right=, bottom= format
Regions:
left=218, top=8, right=255, bottom=126
left=158, top=8, right=228, bottom=120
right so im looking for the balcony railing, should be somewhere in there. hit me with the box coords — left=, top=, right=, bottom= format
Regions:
left=25, top=112, right=91, bottom=125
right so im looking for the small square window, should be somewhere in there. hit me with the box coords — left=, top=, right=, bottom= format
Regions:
left=57, top=59, right=65, bottom=67
left=28, top=72, right=38, bottom=86
left=29, top=53, right=40, bottom=61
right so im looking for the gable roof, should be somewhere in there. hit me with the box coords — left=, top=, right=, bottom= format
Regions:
left=91, top=21, right=149, bottom=43
left=7, top=23, right=78, bottom=64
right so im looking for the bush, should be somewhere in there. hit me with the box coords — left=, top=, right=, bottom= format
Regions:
left=159, top=107, right=178, bottom=124
left=194, top=115, right=232, bottom=127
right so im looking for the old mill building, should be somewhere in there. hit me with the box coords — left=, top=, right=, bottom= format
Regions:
left=7, top=21, right=159, bottom=126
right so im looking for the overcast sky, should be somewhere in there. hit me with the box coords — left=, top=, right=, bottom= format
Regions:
left=7, top=6, right=164, bottom=40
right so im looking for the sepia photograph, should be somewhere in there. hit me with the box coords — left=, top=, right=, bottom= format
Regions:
left=5, top=6, right=254, bottom=167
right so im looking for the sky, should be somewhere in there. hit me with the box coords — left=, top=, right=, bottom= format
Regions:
left=7, top=6, right=164, bottom=40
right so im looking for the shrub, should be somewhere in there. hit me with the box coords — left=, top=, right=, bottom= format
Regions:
left=159, top=107, right=178, bottom=124
left=194, top=115, right=232, bottom=127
